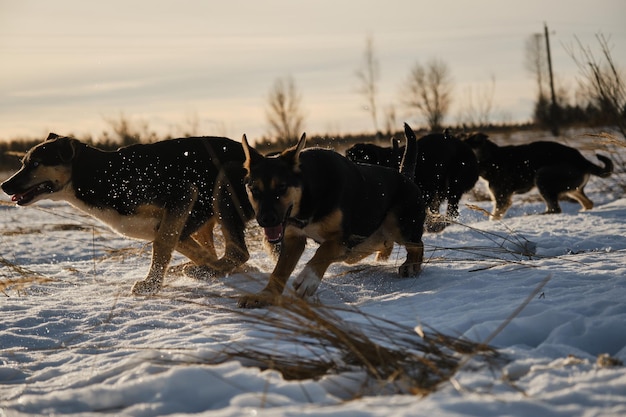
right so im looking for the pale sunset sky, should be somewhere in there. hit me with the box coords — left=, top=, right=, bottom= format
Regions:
left=1, top=0, right=625, bottom=142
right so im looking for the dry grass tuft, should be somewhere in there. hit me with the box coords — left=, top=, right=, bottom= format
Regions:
left=222, top=296, right=501, bottom=395
left=0, top=256, right=55, bottom=296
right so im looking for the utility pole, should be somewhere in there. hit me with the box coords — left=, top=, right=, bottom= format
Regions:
left=544, top=22, right=559, bottom=136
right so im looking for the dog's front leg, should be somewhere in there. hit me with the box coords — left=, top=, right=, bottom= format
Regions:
left=238, top=234, right=306, bottom=308
left=399, top=241, right=424, bottom=277
left=294, top=240, right=346, bottom=298
left=131, top=187, right=198, bottom=295
left=490, top=188, right=512, bottom=220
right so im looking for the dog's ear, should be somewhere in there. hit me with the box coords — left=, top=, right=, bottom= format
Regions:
left=294, top=133, right=306, bottom=159
left=242, top=134, right=264, bottom=172
left=46, top=132, right=61, bottom=141
left=283, top=133, right=306, bottom=170
left=56, top=137, right=78, bottom=163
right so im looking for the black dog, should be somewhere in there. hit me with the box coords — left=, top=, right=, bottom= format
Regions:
left=238, top=123, right=425, bottom=308
left=1, top=133, right=255, bottom=294
left=464, top=133, right=613, bottom=219
left=346, top=131, right=479, bottom=232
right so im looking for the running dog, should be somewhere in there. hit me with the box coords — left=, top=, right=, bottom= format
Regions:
left=345, top=131, right=478, bottom=232
left=464, top=133, right=613, bottom=219
left=1, top=133, right=255, bottom=294
left=238, top=123, right=425, bottom=308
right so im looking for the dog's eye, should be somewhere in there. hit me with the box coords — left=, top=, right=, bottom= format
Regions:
left=31, top=161, right=40, bottom=168
left=275, top=183, right=288, bottom=196
left=247, top=184, right=261, bottom=199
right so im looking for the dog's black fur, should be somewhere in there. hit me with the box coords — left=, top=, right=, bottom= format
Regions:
left=464, top=133, right=614, bottom=219
left=344, top=139, right=403, bottom=167
left=1, top=133, right=254, bottom=294
left=345, top=132, right=479, bottom=232
left=238, top=123, right=425, bottom=308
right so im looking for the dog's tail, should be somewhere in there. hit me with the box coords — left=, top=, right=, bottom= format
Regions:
left=400, top=122, right=418, bottom=179
left=589, top=154, right=613, bottom=178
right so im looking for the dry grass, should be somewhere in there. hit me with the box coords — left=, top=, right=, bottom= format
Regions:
left=214, top=296, right=502, bottom=396
left=0, top=256, right=55, bottom=296
left=140, top=293, right=505, bottom=398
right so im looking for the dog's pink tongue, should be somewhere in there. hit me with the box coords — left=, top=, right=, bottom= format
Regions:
left=264, top=225, right=284, bottom=242
left=11, top=193, right=24, bottom=203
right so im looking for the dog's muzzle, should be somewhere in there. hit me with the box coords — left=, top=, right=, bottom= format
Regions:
left=259, top=205, right=294, bottom=244
left=263, top=224, right=284, bottom=243
left=3, top=181, right=55, bottom=206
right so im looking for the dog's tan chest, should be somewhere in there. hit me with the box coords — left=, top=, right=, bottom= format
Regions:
left=297, top=209, right=343, bottom=243
left=63, top=192, right=162, bottom=240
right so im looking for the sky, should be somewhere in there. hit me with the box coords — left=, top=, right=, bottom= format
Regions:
left=1, top=0, right=625, bottom=143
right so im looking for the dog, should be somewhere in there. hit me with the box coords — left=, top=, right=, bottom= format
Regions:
left=345, top=131, right=479, bottom=232
left=238, top=123, right=425, bottom=308
left=344, top=138, right=403, bottom=167
left=1, top=133, right=255, bottom=294
left=464, top=133, right=614, bottom=219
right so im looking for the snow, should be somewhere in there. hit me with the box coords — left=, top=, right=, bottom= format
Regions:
left=1, top=142, right=626, bottom=416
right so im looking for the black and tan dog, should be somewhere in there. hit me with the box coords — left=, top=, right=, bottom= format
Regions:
left=345, top=131, right=478, bottom=232
left=464, top=133, right=613, bottom=219
left=238, top=123, right=425, bottom=308
left=1, top=133, right=254, bottom=294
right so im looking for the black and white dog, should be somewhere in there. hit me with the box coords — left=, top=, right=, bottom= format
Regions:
left=2, top=133, right=255, bottom=294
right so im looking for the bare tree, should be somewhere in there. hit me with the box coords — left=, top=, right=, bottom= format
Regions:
left=383, top=104, right=397, bottom=136
left=458, top=75, right=497, bottom=128
left=356, top=35, right=380, bottom=133
left=525, top=28, right=562, bottom=134
left=401, top=59, right=453, bottom=131
left=181, top=112, right=200, bottom=138
left=525, top=33, right=548, bottom=101
left=567, top=33, right=625, bottom=137
left=266, top=76, right=305, bottom=144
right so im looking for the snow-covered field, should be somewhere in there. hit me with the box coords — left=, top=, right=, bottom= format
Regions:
left=1, top=132, right=626, bottom=416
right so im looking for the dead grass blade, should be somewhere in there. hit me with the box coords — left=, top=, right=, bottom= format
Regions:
left=481, top=274, right=552, bottom=346
left=0, top=256, right=55, bottom=296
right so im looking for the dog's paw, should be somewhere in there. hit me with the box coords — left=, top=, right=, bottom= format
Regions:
left=131, top=279, right=161, bottom=296
left=426, top=221, right=447, bottom=233
left=293, top=266, right=321, bottom=298
left=425, top=213, right=450, bottom=233
left=398, top=263, right=421, bottom=278
left=183, top=264, right=220, bottom=281
left=237, top=291, right=279, bottom=309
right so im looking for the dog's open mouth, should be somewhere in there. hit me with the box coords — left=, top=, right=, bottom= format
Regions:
left=263, top=224, right=284, bottom=243
left=261, top=205, right=292, bottom=244
left=10, top=182, right=55, bottom=206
